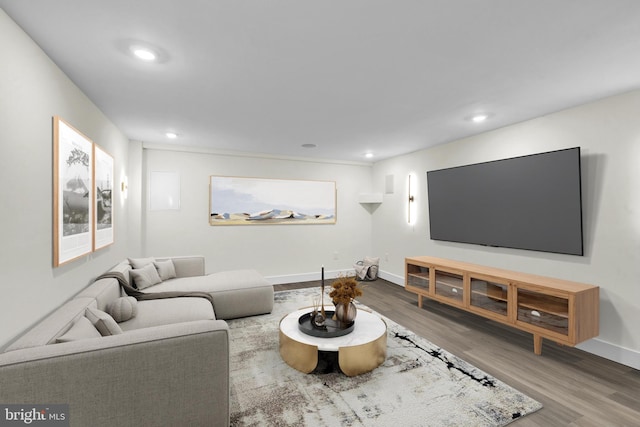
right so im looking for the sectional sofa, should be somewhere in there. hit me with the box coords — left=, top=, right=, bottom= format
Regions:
left=0, top=256, right=274, bottom=427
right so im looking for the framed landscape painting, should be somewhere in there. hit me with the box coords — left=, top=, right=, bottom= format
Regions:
left=93, top=144, right=114, bottom=251
left=209, top=176, right=336, bottom=225
left=53, top=116, right=94, bottom=266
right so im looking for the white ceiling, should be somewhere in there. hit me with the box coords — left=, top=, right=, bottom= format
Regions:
left=2, top=1, right=640, bottom=163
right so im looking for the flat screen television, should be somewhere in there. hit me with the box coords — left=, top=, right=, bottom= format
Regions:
left=426, top=147, right=583, bottom=255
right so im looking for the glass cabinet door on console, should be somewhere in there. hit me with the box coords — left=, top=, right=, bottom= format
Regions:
left=406, top=264, right=430, bottom=293
left=516, top=288, right=569, bottom=336
left=434, top=269, right=464, bottom=304
left=469, top=276, right=509, bottom=320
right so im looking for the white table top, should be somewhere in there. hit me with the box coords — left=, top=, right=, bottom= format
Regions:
left=279, top=307, right=387, bottom=351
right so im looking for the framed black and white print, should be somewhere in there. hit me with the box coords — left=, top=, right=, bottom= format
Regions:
left=93, top=144, right=114, bottom=251
left=53, top=116, right=94, bottom=266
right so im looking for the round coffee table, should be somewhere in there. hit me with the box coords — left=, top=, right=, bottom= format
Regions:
left=279, top=307, right=387, bottom=376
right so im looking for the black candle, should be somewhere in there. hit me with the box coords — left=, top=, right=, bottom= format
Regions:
left=321, top=265, right=325, bottom=316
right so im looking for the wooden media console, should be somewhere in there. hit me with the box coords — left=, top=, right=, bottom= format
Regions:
left=405, top=256, right=599, bottom=355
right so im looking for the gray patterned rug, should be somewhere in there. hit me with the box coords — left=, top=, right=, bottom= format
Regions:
left=228, top=288, right=542, bottom=426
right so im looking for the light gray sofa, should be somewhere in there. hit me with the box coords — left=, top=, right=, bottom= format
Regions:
left=0, top=256, right=274, bottom=427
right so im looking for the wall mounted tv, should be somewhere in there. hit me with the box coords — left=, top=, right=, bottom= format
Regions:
left=426, top=147, right=583, bottom=256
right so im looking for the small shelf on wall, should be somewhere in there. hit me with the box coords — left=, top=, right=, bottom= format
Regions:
left=358, top=193, right=383, bottom=204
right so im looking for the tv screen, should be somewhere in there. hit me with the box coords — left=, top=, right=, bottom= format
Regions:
left=426, top=147, right=583, bottom=255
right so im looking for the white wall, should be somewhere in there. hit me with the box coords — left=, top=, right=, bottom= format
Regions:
left=141, top=146, right=375, bottom=281
left=0, top=11, right=134, bottom=348
left=2, top=6, right=638, bottom=369
left=371, top=90, right=640, bottom=369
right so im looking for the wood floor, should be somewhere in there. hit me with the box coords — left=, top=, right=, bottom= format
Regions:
left=275, top=279, right=640, bottom=427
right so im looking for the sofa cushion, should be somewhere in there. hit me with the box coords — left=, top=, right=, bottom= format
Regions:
left=154, top=260, right=177, bottom=281
left=56, top=316, right=101, bottom=343
left=85, top=307, right=123, bottom=336
left=118, top=298, right=215, bottom=331
left=128, top=257, right=155, bottom=269
left=107, top=297, right=138, bottom=322
left=145, top=270, right=268, bottom=293
left=130, top=263, right=162, bottom=290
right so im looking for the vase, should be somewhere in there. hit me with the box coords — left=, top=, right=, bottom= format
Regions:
left=335, top=301, right=357, bottom=325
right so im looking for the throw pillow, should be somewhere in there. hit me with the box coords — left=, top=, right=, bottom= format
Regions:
left=154, top=259, right=177, bottom=281
left=128, top=257, right=155, bottom=269
left=107, top=296, right=138, bottom=322
left=130, top=263, right=162, bottom=290
left=56, top=316, right=102, bottom=343
left=85, top=306, right=123, bottom=336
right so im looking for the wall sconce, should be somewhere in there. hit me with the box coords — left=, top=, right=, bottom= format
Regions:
left=408, top=173, right=416, bottom=224
left=121, top=176, right=128, bottom=200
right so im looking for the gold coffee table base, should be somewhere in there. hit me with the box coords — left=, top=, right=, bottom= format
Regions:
left=279, top=330, right=318, bottom=374
left=338, top=332, right=387, bottom=376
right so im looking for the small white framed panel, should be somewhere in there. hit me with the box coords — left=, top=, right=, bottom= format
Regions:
left=149, top=171, right=180, bottom=211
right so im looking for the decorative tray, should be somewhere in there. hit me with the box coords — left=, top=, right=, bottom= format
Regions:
left=298, top=311, right=355, bottom=338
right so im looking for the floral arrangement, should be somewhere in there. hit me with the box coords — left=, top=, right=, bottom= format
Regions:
left=329, top=274, right=363, bottom=305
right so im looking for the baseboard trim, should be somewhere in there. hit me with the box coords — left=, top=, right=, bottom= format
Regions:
left=378, top=270, right=404, bottom=286
left=266, top=268, right=357, bottom=285
left=265, top=268, right=404, bottom=287
left=576, top=339, right=640, bottom=370
left=267, top=269, right=405, bottom=287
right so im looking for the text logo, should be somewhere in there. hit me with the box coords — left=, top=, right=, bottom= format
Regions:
left=0, top=405, right=69, bottom=426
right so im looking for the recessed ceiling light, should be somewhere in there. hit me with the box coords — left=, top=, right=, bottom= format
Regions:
left=132, top=47, right=157, bottom=61
left=166, top=132, right=178, bottom=139
left=365, top=152, right=374, bottom=159
left=471, top=114, right=489, bottom=123
left=119, top=39, right=169, bottom=63
left=301, top=144, right=317, bottom=148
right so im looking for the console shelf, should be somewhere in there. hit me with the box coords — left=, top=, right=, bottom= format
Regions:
left=405, top=256, right=599, bottom=355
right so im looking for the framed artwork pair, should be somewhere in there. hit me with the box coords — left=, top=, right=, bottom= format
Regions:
left=53, top=116, right=114, bottom=267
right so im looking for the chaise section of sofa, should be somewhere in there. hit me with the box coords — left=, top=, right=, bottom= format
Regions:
left=145, top=268, right=274, bottom=319
left=125, top=255, right=275, bottom=320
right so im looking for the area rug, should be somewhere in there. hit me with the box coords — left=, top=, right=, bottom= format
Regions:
left=228, top=288, right=542, bottom=426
